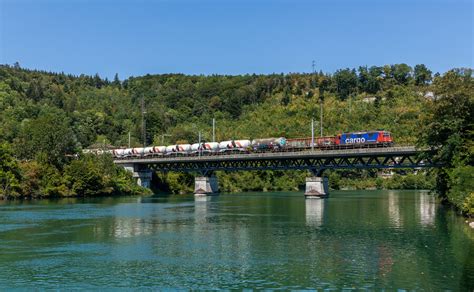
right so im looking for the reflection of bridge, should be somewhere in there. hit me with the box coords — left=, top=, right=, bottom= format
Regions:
left=114, top=146, right=439, bottom=198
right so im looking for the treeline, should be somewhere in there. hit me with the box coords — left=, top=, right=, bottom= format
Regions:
left=0, top=64, right=472, bottom=215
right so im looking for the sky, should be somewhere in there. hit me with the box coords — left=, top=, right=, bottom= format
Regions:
left=0, top=0, right=472, bottom=79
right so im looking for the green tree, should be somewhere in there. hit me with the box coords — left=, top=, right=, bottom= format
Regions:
left=391, top=63, right=412, bottom=85
left=112, top=73, right=121, bottom=88
left=333, top=68, right=358, bottom=100
left=17, top=108, right=77, bottom=168
left=421, top=68, right=473, bottom=214
left=414, top=64, right=432, bottom=86
left=64, top=155, right=105, bottom=196
left=0, top=143, right=22, bottom=198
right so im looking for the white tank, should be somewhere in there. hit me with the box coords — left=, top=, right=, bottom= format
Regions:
left=202, top=142, right=219, bottom=152
left=219, top=141, right=232, bottom=150
left=219, top=140, right=251, bottom=151
left=191, top=143, right=201, bottom=152
left=191, top=142, right=219, bottom=153
left=153, top=146, right=166, bottom=153
left=122, top=148, right=133, bottom=157
left=177, top=144, right=191, bottom=153
left=166, top=145, right=178, bottom=153
left=113, top=149, right=126, bottom=157
left=132, top=147, right=145, bottom=156
left=144, top=147, right=155, bottom=154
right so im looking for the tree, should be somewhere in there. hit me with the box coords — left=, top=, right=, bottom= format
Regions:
left=281, top=88, right=290, bottom=106
left=0, top=143, right=22, bottom=198
left=391, top=63, right=412, bottom=85
left=414, top=64, right=432, bottom=85
left=26, top=79, right=44, bottom=101
left=112, top=73, right=121, bottom=88
left=367, top=66, right=383, bottom=93
left=421, top=68, right=473, bottom=214
left=64, top=155, right=105, bottom=196
left=17, top=108, right=77, bottom=168
left=93, top=73, right=104, bottom=88
left=333, top=68, right=358, bottom=100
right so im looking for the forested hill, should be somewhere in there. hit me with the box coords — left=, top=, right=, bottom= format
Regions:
left=1, top=63, right=434, bottom=149
left=0, top=64, right=472, bottom=215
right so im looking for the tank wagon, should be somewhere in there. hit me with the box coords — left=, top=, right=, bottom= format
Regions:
left=251, top=137, right=286, bottom=151
left=92, top=130, right=393, bottom=158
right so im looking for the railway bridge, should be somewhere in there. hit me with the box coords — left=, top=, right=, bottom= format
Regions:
left=113, top=146, right=439, bottom=198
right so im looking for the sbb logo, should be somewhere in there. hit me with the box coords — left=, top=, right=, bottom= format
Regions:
left=345, top=137, right=366, bottom=144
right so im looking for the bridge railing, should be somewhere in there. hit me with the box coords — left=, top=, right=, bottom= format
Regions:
left=114, top=146, right=421, bottom=163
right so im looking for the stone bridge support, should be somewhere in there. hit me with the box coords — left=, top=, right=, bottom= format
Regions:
left=194, top=174, right=219, bottom=196
left=305, top=169, right=329, bottom=199
left=122, top=163, right=153, bottom=189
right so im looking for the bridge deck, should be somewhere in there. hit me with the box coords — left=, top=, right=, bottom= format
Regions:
left=114, top=146, right=420, bottom=165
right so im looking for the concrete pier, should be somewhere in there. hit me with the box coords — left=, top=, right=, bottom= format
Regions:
left=194, top=176, right=219, bottom=196
left=122, top=164, right=153, bottom=188
left=305, top=176, right=329, bottom=198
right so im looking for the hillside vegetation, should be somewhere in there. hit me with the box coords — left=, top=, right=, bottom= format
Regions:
left=0, top=64, right=472, bottom=215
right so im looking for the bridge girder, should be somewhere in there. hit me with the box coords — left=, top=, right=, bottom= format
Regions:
left=115, top=148, right=439, bottom=175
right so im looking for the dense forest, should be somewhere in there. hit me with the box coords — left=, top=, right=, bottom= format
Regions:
left=0, top=63, right=472, bottom=215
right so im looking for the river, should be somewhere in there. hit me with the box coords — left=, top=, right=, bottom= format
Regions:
left=0, top=190, right=472, bottom=290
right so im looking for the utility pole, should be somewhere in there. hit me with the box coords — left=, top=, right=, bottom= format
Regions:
left=141, top=95, right=146, bottom=148
left=312, top=60, right=316, bottom=74
left=212, top=118, right=216, bottom=142
left=311, top=118, right=314, bottom=151
left=198, top=131, right=202, bottom=157
left=320, top=100, right=323, bottom=137
left=128, top=131, right=131, bottom=148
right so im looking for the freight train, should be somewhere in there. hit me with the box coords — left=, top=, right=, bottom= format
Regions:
left=88, top=130, right=393, bottom=158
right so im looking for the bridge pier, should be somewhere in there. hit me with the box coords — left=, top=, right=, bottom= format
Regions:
left=122, top=164, right=153, bottom=188
left=194, top=175, right=219, bottom=196
left=305, top=176, right=329, bottom=199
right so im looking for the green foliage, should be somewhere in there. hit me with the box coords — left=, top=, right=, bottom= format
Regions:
left=64, top=156, right=106, bottom=196
left=0, top=143, right=22, bottom=198
left=333, top=68, right=358, bottom=100
left=414, top=64, right=432, bottom=85
left=420, top=68, right=474, bottom=215
left=0, top=64, right=471, bottom=212
left=16, top=107, right=77, bottom=167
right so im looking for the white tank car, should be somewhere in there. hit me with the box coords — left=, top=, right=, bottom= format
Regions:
left=166, top=145, right=178, bottom=153
left=191, top=143, right=201, bottom=153
left=153, top=146, right=166, bottom=154
left=112, top=149, right=126, bottom=157
left=144, top=147, right=155, bottom=155
left=177, top=144, right=191, bottom=153
left=202, top=142, right=219, bottom=152
left=132, top=147, right=145, bottom=156
left=143, top=146, right=165, bottom=156
left=191, top=142, right=219, bottom=153
left=219, top=140, right=251, bottom=152
left=166, top=144, right=191, bottom=154
left=251, top=137, right=287, bottom=150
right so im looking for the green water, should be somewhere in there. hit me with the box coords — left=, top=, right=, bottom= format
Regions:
left=0, top=190, right=472, bottom=290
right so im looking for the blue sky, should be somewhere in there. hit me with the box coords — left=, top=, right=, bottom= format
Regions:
left=0, top=0, right=472, bottom=79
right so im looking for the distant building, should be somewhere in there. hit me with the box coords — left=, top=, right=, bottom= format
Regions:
left=378, top=169, right=394, bottom=178
left=424, top=91, right=435, bottom=100
left=362, top=96, right=377, bottom=103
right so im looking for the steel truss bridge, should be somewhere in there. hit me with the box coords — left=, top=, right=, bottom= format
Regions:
left=114, top=146, right=439, bottom=176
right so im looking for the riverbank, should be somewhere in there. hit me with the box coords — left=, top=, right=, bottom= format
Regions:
left=0, top=144, right=149, bottom=200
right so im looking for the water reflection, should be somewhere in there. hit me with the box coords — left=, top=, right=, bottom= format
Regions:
left=194, top=196, right=214, bottom=224
left=305, top=198, right=326, bottom=227
left=418, top=192, right=436, bottom=227
left=387, top=191, right=402, bottom=228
